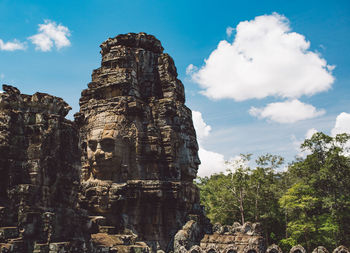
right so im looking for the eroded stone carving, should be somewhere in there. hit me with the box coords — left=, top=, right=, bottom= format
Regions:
left=266, top=244, right=283, bottom=253
left=77, top=33, right=200, bottom=184
left=75, top=32, right=208, bottom=252
left=199, top=222, right=265, bottom=253
left=289, top=245, right=306, bottom=253
left=0, top=85, right=87, bottom=252
left=312, top=246, right=329, bottom=253
left=333, top=246, right=350, bottom=253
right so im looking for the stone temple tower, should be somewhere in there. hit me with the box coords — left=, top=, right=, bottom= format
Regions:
left=75, top=32, right=209, bottom=251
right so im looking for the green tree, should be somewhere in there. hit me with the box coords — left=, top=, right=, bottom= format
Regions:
left=279, top=182, right=321, bottom=250
left=197, top=132, right=350, bottom=250
left=280, top=132, right=350, bottom=250
left=197, top=174, right=239, bottom=224
left=224, top=154, right=252, bottom=224
left=196, top=154, right=252, bottom=225
left=252, top=154, right=284, bottom=221
left=251, top=154, right=286, bottom=244
left=197, top=153, right=286, bottom=244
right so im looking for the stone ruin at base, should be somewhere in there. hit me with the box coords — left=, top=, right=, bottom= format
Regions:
left=0, top=33, right=348, bottom=253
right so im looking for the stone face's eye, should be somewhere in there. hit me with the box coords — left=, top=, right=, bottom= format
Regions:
left=88, top=140, right=97, bottom=151
left=101, top=138, right=115, bottom=152
left=81, top=142, right=87, bottom=152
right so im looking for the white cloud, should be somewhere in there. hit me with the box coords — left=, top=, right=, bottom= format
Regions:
left=28, top=20, right=71, bottom=51
left=192, top=111, right=226, bottom=177
left=198, top=148, right=226, bottom=177
left=305, top=128, right=318, bottom=139
left=186, top=64, right=197, bottom=75
left=0, top=39, right=26, bottom=51
left=226, top=26, right=234, bottom=37
left=192, top=111, right=211, bottom=140
left=249, top=99, right=325, bottom=123
left=225, top=155, right=249, bottom=173
left=293, top=128, right=319, bottom=158
left=331, top=112, right=350, bottom=136
left=294, top=113, right=350, bottom=158
left=291, top=135, right=301, bottom=154
left=331, top=112, right=350, bottom=155
left=189, top=13, right=334, bottom=101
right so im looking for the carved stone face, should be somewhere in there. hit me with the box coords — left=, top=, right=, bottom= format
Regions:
left=188, top=152, right=200, bottom=178
left=180, top=136, right=200, bottom=180
left=87, top=127, right=122, bottom=180
left=84, top=112, right=136, bottom=182
left=188, top=141, right=201, bottom=178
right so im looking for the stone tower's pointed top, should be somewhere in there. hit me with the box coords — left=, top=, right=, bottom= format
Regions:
left=79, top=32, right=185, bottom=107
left=100, top=32, right=164, bottom=55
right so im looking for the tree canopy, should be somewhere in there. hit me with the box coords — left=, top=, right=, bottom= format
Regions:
left=196, top=132, right=350, bottom=251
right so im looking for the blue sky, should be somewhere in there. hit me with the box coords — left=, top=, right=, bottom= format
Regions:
left=1, top=0, right=350, bottom=176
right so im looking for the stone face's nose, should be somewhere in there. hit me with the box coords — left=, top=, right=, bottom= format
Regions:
left=194, top=155, right=201, bottom=166
left=94, top=144, right=105, bottom=159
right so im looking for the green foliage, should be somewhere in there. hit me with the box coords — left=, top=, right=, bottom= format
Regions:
left=197, top=132, right=350, bottom=251
left=197, top=174, right=240, bottom=224
left=279, top=182, right=321, bottom=250
left=281, top=132, right=350, bottom=250
left=197, top=153, right=286, bottom=244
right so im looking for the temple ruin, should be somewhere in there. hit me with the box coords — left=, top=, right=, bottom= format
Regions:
left=0, top=33, right=348, bottom=253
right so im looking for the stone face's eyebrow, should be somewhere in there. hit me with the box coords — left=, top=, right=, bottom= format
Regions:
left=101, top=129, right=116, bottom=139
